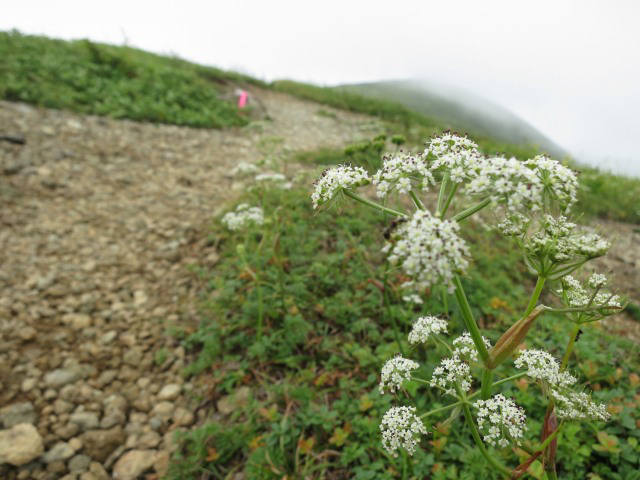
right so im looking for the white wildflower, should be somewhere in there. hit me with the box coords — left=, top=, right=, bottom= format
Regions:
left=380, top=406, right=428, bottom=456
left=525, top=155, right=578, bottom=211
left=497, top=213, right=529, bottom=237
left=514, top=349, right=576, bottom=388
left=403, top=293, right=424, bottom=305
left=425, top=133, right=482, bottom=183
left=385, top=210, right=469, bottom=292
left=474, top=394, right=527, bottom=447
left=221, top=204, right=264, bottom=231
left=559, top=275, right=622, bottom=312
left=430, top=354, right=473, bottom=395
left=452, top=333, right=492, bottom=363
left=466, top=156, right=543, bottom=213
left=311, top=164, right=370, bottom=209
left=588, top=273, right=608, bottom=289
left=230, top=161, right=259, bottom=176
left=551, top=389, right=610, bottom=422
left=408, top=316, right=448, bottom=344
left=372, top=152, right=434, bottom=198
left=380, top=356, right=419, bottom=394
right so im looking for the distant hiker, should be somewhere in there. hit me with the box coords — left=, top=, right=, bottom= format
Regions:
left=235, top=89, right=249, bottom=108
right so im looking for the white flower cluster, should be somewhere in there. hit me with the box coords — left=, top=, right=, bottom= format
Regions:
left=452, top=333, right=492, bottom=363
left=384, top=210, right=469, bottom=292
left=497, top=213, right=529, bottom=237
left=525, top=155, right=578, bottom=211
left=474, top=394, right=527, bottom=447
left=372, top=152, right=434, bottom=198
left=230, top=161, right=259, bottom=176
left=408, top=316, right=448, bottom=344
left=466, top=156, right=542, bottom=213
left=525, top=215, right=610, bottom=265
left=430, top=354, right=473, bottom=395
left=425, top=133, right=482, bottom=183
left=254, top=172, right=292, bottom=190
left=379, top=356, right=419, bottom=394
left=221, top=204, right=264, bottom=231
left=514, top=349, right=577, bottom=387
left=550, top=389, right=610, bottom=422
left=380, top=406, right=428, bottom=457
left=556, top=275, right=622, bottom=324
left=311, top=164, right=370, bottom=209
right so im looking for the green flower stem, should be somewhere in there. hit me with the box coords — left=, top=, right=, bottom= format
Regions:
left=524, top=276, right=546, bottom=317
left=441, top=182, right=460, bottom=217
left=437, top=173, right=450, bottom=214
left=452, top=198, right=491, bottom=222
left=418, top=400, right=463, bottom=419
left=490, top=372, right=527, bottom=388
left=461, top=399, right=511, bottom=477
left=408, top=190, right=425, bottom=210
left=453, top=275, right=490, bottom=366
left=480, top=369, right=494, bottom=400
left=561, top=323, right=581, bottom=370
left=343, top=189, right=406, bottom=217
left=383, top=272, right=406, bottom=356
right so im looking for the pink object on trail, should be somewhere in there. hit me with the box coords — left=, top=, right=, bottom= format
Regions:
left=238, top=90, right=248, bottom=108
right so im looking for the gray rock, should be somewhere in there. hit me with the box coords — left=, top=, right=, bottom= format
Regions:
left=0, top=423, right=44, bottom=466
left=99, top=331, right=117, bottom=345
left=137, top=430, right=160, bottom=449
left=70, top=412, right=99, bottom=432
left=112, top=449, right=156, bottom=480
left=68, top=454, right=91, bottom=472
left=0, top=402, right=36, bottom=428
left=173, top=407, right=194, bottom=427
left=157, top=384, right=181, bottom=401
left=82, top=427, right=125, bottom=462
left=44, top=368, right=83, bottom=388
left=42, top=441, right=75, bottom=463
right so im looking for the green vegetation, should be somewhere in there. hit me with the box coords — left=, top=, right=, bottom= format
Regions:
left=0, top=31, right=259, bottom=128
left=168, top=182, right=640, bottom=479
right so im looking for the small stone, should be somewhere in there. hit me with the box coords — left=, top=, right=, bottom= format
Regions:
left=99, top=331, right=117, bottom=345
left=18, top=327, right=37, bottom=341
left=96, top=370, right=117, bottom=387
left=0, top=402, right=37, bottom=428
left=153, top=450, right=170, bottom=477
left=100, top=410, right=125, bottom=429
left=82, top=427, right=125, bottom=462
left=112, top=449, right=156, bottom=480
left=88, top=461, right=109, bottom=480
left=137, top=431, right=160, bottom=449
left=47, top=460, right=67, bottom=474
left=0, top=423, right=44, bottom=466
left=44, top=368, right=82, bottom=388
left=157, top=384, right=181, bottom=401
left=122, top=349, right=142, bottom=366
left=21, top=377, right=38, bottom=392
left=42, top=441, right=75, bottom=463
left=68, top=454, right=91, bottom=472
left=68, top=437, right=83, bottom=451
left=62, top=313, right=92, bottom=329
left=150, top=402, right=173, bottom=420
left=70, top=412, right=99, bottom=432
left=54, top=422, right=79, bottom=440
left=54, top=400, right=74, bottom=415
left=173, top=407, right=194, bottom=427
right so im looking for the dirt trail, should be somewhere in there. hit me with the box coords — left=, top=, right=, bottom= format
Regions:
left=0, top=91, right=381, bottom=479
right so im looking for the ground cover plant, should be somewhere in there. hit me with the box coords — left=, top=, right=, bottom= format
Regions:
left=168, top=136, right=639, bottom=479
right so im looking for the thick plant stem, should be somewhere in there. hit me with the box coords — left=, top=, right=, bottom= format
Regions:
left=561, top=323, right=581, bottom=370
left=453, top=198, right=491, bottom=222
left=524, top=276, right=546, bottom=317
left=343, top=189, right=405, bottom=217
left=437, top=173, right=450, bottom=215
left=453, top=275, right=490, bottom=366
left=408, top=190, right=425, bottom=210
left=461, top=402, right=511, bottom=477
left=441, top=183, right=459, bottom=217
left=480, top=369, right=494, bottom=400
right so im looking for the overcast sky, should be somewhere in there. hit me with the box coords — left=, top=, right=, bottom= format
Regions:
left=4, top=0, right=639, bottom=175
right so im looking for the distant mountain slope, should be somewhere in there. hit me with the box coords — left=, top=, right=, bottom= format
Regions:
left=339, top=79, right=567, bottom=157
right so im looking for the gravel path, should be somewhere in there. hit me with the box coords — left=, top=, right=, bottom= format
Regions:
left=0, top=91, right=381, bottom=479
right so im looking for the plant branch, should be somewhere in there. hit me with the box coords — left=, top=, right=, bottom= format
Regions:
left=342, top=189, right=406, bottom=217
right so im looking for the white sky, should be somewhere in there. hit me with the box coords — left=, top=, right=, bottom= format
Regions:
left=3, top=0, right=640, bottom=175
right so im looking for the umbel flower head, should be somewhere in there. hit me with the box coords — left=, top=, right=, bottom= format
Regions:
left=384, top=209, right=469, bottom=292
left=551, top=388, right=610, bottom=422
left=514, top=349, right=577, bottom=388
left=525, top=155, right=578, bottom=212
left=372, top=152, right=434, bottom=198
left=424, top=133, right=482, bottom=183
left=311, top=164, right=370, bottom=209
left=380, top=406, right=428, bottom=456
left=430, top=354, right=473, bottom=395
left=408, top=315, right=448, bottom=344
left=452, top=333, right=492, bottom=363
left=379, top=356, right=419, bottom=394
left=474, top=394, right=527, bottom=447
left=557, top=274, right=622, bottom=322
left=524, top=215, right=610, bottom=276
left=221, top=204, right=264, bottom=231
